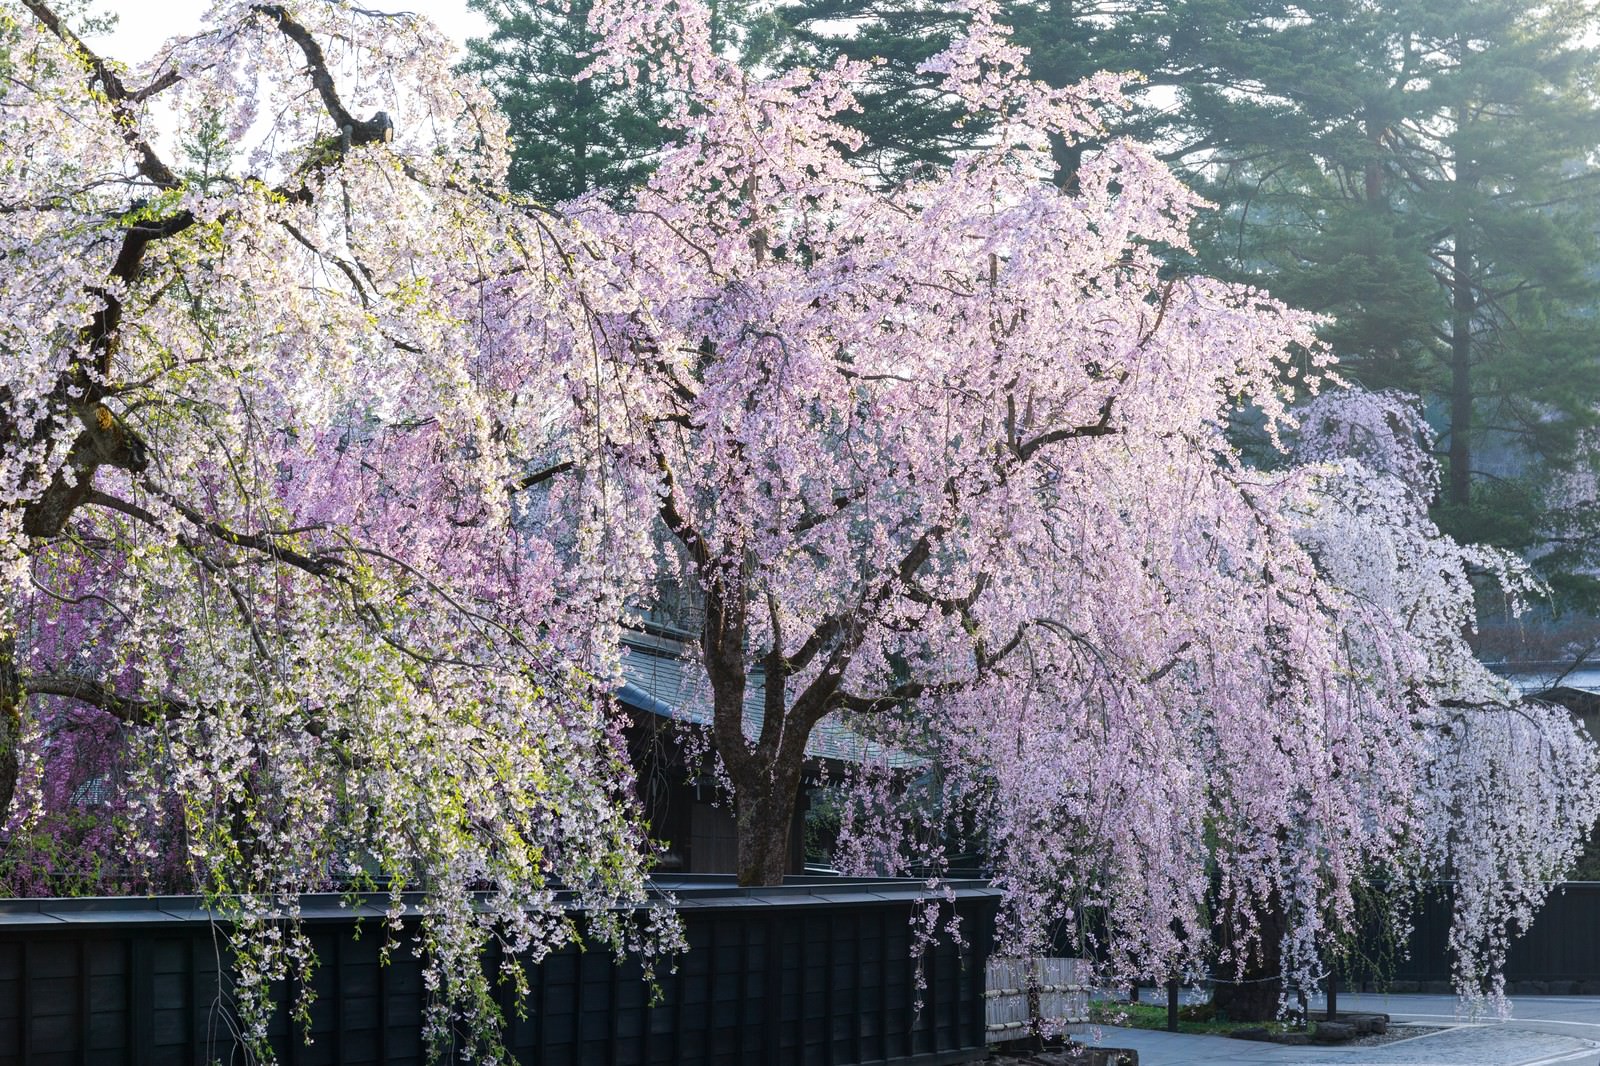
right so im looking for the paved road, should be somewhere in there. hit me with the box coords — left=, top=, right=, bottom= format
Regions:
left=1080, top=993, right=1600, bottom=1066
left=1326, top=993, right=1600, bottom=1045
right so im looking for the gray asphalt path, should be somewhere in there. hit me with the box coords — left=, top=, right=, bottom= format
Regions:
left=1325, top=992, right=1600, bottom=1044
left=1078, top=993, right=1600, bottom=1066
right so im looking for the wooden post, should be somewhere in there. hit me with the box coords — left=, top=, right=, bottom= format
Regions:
left=1166, top=979, right=1179, bottom=1032
left=1326, top=972, right=1338, bottom=1020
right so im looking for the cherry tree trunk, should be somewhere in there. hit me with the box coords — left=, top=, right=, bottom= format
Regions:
left=0, top=635, right=19, bottom=829
left=733, top=755, right=803, bottom=886
left=1211, top=895, right=1286, bottom=1023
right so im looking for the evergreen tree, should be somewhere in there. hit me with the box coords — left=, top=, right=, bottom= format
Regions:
left=753, top=1, right=968, bottom=181
left=1189, top=0, right=1600, bottom=596
left=462, top=0, right=669, bottom=201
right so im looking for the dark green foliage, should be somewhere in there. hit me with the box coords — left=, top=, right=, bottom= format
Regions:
left=756, top=0, right=1390, bottom=185
left=462, top=0, right=670, bottom=201
left=1190, top=0, right=1600, bottom=596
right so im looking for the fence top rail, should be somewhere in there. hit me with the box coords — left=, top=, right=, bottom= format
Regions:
left=0, top=876, right=1002, bottom=929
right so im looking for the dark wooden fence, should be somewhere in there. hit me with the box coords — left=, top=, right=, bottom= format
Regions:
left=0, top=876, right=999, bottom=1066
left=1343, top=881, right=1600, bottom=994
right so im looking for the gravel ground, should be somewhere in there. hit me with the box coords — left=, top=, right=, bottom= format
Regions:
left=1349, top=1023, right=1447, bottom=1047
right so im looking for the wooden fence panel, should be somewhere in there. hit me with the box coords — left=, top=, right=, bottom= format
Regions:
left=985, top=957, right=1088, bottom=1043
left=1343, top=881, right=1600, bottom=993
left=983, top=957, right=1031, bottom=1042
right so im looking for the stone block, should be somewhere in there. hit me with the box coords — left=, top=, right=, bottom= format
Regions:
left=1314, top=1021, right=1356, bottom=1043
left=1055, top=1045, right=1139, bottom=1066
left=1339, top=1013, right=1387, bottom=1036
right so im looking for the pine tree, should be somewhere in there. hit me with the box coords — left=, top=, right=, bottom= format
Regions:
left=753, top=1, right=968, bottom=181
left=1189, top=0, right=1600, bottom=596
left=462, top=0, right=669, bottom=201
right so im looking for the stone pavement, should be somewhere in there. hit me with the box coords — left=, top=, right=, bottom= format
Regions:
left=1073, top=993, right=1600, bottom=1066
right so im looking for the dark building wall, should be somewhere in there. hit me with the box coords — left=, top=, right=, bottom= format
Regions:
left=1343, top=881, right=1600, bottom=993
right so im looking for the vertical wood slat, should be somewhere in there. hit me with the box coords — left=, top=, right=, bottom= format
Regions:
left=75, top=939, right=86, bottom=1066
left=876, top=907, right=888, bottom=1065
left=18, top=940, right=30, bottom=1065
left=374, top=934, right=388, bottom=1066
left=609, top=930, right=621, bottom=1066
left=762, top=915, right=781, bottom=1066
left=823, top=907, right=834, bottom=1066
left=735, top=912, right=749, bottom=1065
left=194, top=933, right=212, bottom=1065
left=670, top=913, right=684, bottom=1066
left=328, top=929, right=341, bottom=1066
left=922, top=920, right=937, bottom=1053
left=128, top=936, right=148, bottom=1066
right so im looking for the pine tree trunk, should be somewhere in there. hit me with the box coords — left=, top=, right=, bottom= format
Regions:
left=1449, top=255, right=1473, bottom=508
left=1447, top=103, right=1475, bottom=509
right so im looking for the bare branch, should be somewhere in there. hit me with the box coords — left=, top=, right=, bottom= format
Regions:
left=791, top=487, right=867, bottom=535
left=250, top=5, right=395, bottom=148
left=1014, top=397, right=1117, bottom=461
left=86, top=488, right=344, bottom=579
left=510, top=460, right=574, bottom=491
left=21, top=672, right=186, bottom=725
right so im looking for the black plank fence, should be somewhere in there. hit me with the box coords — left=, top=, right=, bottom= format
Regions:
left=1342, top=881, right=1600, bottom=994
left=0, top=876, right=1000, bottom=1066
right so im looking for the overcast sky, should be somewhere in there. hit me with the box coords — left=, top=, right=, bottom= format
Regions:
left=87, top=0, right=489, bottom=64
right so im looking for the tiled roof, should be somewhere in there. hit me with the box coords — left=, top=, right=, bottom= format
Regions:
left=618, top=635, right=923, bottom=769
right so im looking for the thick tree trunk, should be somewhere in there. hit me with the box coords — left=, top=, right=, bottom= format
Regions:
left=733, top=758, right=801, bottom=886
left=0, top=634, right=20, bottom=829
left=1447, top=100, right=1475, bottom=510
left=1212, top=894, right=1287, bottom=1023
left=695, top=547, right=815, bottom=887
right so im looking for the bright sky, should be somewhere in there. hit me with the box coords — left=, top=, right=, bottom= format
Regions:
left=87, top=0, right=489, bottom=64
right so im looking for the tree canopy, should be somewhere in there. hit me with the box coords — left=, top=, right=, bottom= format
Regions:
left=1, top=0, right=1596, bottom=1058
left=553, top=0, right=1598, bottom=1008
